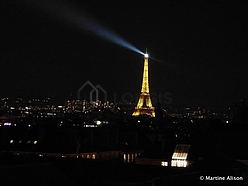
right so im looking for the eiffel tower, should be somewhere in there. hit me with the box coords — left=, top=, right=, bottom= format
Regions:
left=132, top=49, right=155, bottom=117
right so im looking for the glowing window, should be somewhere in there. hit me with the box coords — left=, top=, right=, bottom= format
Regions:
left=92, top=154, right=96, bottom=159
left=161, top=161, right=168, bottom=166
left=171, top=160, right=187, bottom=167
left=171, top=160, right=177, bottom=167
left=172, top=144, right=190, bottom=160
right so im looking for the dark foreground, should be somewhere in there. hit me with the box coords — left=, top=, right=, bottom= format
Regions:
left=0, top=153, right=247, bottom=186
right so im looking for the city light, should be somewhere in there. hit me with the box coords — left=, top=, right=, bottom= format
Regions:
left=4, top=122, right=11, bottom=126
left=171, top=160, right=187, bottom=167
left=161, top=161, right=168, bottom=166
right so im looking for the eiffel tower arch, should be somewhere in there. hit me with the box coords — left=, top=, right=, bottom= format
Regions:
left=132, top=49, right=155, bottom=117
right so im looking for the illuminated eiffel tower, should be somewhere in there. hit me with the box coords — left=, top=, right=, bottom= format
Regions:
left=132, top=49, right=155, bottom=117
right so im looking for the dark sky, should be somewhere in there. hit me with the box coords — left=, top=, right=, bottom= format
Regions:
left=2, top=1, right=248, bottom=107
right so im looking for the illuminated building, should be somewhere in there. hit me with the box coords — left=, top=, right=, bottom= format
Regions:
left=171, top=144, right=190, bottom=167
left=135, top=144, right=191, bottom=167
left=132, top=49, right=155, bottom=117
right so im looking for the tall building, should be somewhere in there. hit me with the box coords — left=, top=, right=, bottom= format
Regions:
left=132, top=50, right=155, bottom=117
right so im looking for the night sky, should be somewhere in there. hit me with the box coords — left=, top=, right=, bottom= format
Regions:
left=2, top=1, right=248, bottom=107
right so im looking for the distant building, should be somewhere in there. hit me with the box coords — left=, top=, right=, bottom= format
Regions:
left=136, top=144, right=192, bottom=168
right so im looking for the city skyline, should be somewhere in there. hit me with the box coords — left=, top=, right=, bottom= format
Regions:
left=2, top=1, right=248, bottom=107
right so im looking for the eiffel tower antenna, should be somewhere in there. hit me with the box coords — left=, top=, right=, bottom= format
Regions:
left=132, top=48, right=155, bottom=117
